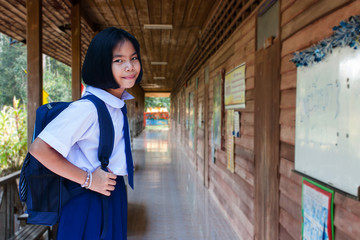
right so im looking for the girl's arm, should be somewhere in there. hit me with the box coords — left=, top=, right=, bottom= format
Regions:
left=29, top=138, right=117, bottom=196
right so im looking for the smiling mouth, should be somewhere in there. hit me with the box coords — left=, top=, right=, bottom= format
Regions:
left=123, top=75, right=136, bottom=79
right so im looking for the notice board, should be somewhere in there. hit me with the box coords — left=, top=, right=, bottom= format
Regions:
left=295, top=46, right=360, bottom=197
left=224, top=64, right=246, bottom=109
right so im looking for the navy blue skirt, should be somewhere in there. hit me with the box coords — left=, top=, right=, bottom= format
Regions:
left=57, top=176, right=127, bottom=240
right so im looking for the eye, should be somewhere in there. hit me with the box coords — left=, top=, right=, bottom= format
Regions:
left=131, top=56, right=138, bottom=61
left=114, top=59, right=123, bottom=63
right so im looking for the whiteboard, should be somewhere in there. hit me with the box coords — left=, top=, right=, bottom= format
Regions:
left=295, top=46, right=360, bottom=197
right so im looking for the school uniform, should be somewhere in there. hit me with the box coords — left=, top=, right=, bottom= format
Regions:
left=38, top=86, right=134, bottom=240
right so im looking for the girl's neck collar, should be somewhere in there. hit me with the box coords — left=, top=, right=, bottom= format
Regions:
left=105, top=87, right=126, bottom=99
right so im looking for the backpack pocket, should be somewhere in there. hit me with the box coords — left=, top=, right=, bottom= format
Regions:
left=27, top=173, right=61, bottom=213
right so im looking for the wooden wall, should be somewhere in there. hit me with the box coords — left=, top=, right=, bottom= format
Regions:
left=171, top=0, right=360, bottom=239
left=171, top=11, right=257, bottom=239
left=126, top=83, right=145, bottom=138
left=279, top=0, right=360, bottom=239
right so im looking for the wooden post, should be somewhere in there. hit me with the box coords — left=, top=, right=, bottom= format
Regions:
left=204, top=65, right=209, bottom=188
left=254, top=39, right=281, bottom=240
left=71, top=1, right=81, bottom=100
left=26, top=0, right=42, bottom=148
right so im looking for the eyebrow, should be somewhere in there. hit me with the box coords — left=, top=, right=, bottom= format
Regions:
left=113, top=52, right=137, bottom=59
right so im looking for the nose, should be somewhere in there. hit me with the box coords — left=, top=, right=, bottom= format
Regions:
left=125, top=61, right=135, bottom=72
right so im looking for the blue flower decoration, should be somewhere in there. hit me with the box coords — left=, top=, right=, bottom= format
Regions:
left=291, top=15, right=360, bottom=67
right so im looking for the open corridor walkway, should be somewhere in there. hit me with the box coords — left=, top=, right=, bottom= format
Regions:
left=127, top=128, right=239, bottom=240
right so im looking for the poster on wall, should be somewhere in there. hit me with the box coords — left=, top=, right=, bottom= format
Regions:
left=224, top=64, right=246, bottom=109
left=185, top=93, right=189, bottom=130
left=233, top=111, right=240, bottom=138
left=189, top=92, right=195, bottom=149
left=227, top=110, right=235, bottom=173
left=177, top=98, right=180, bottom=123
left=212, top=73, right=222, bottom=148
left=198, top=101, right=203, bottom=128
left=302, top=178, right=334, bottom=240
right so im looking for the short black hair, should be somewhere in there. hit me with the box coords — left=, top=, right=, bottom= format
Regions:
left=82, top=27, right=143, bottom=89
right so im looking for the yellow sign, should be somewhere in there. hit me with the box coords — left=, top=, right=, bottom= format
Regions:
left=227, top=110, right=235, bottom=173
left=225, top=64, right=246, bottom=109
left=43, top=90, right=49, bottom=104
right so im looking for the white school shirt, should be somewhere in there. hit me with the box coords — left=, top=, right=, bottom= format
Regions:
left=38, top=86, right=134, bottom=175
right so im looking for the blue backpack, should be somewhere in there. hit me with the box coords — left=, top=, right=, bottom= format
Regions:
left=19, top=95, right=114, bottom=226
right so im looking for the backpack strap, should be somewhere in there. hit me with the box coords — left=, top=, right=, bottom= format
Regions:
left=82, top=94, right=115, bottom=239
left=82, top=95, right=114, bottom=171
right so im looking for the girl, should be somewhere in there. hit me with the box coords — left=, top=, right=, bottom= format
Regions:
left=29, top=27, right=142, bottom=239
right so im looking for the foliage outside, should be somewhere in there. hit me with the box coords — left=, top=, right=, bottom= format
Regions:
left=0, top=33, right=72, bottom=176
left=0, top=97, right=27, bottom=176
left=145, top=97, right=171, bottom=112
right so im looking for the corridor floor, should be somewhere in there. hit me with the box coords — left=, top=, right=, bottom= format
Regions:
left=127, top=128, right=239, bottom=240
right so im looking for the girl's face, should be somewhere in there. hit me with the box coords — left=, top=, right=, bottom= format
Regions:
left=110, top=40, right=140, bottom=95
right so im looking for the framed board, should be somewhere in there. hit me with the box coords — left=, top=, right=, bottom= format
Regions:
left=224, top=64, right=246, bottom=109
left=295, top=46, right=360, bottom=197
left=302, top=178, right=334, bottom=240
left=212, top=73, right=222, bottom=147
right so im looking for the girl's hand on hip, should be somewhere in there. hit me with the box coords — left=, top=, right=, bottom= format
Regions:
left=90, top=167, right=117, bottom=196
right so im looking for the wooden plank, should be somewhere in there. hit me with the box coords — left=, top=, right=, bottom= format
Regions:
left=280, top=70, right=297, bottom=90
left=280, top=0, right=296, bottom=12
left=132, top=0, right=154, bottom=86
left=10, top=224, right=49, bottom=240
left=279, top=207, right=302, bottom=240
left=234, top=163, right=254, bottom=187
left=334, top=205, right=360, bottom=238
left=235, top=155, right=254, bottom=174
left=281, top=0, right=360, bottom=50
left=210, top=157, right=255, bottom=200
left=210, top=164, right=255, bottom=216
left=71, top=1, right=81, bottom=100
left=107, top=0, right=129, bottom=26
left=335, top=228, right=356, bottom=240
left=279, top=108, right=295, bottom=126
left=234, top=134, right=254, bottom=150
left=280, top=141, right=295, bottom=162
left=236, top=99, right=254, bottom=113
left=279, top=175, right=302, bottom=206
left=173, top=2, right=259, bottom=94
left=280, top=192, right=302, bottom=222
left=241, top=125, right=254, bottom=137
left=335, top=193, right=360, bottom=218
left=254, top=40, right=281, bottom=240
left=246, top=76, right=255, bottom=90
left=281, top=0, right=320, bottom=26
left=281, top=0, right=353, bottom=40
left=279, top=158, right=302, bottom=184
left=204, top=68, right=210, bottom=188
left=160, top=0, right=173, bottom=77
left=209, top=181, right=254, bottom=240
left=280, top=54, right=296, bottom=74
left=93, top=0, right=118, bottom=26
left=240, top=112, right=254, bottom=125
left=26, top=0, right=43, bottom=149
left=280, top=89, right=296, bottom=109
left=280, top=125, right=295, bottom=145
left=234, top=143, right=254, bottom=162
left=246, top=90, right=255, bottom=101
left=279, top=224, right=295, bottom=240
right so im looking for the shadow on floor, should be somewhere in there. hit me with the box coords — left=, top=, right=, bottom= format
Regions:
left=127, top=203, right=148, bottom=237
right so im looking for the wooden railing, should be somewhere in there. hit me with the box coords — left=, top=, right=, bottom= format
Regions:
left=0, top=170, right=23, bottom=240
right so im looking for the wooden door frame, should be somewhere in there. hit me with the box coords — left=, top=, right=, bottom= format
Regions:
left=204, top=66, right=210, bottom=188
left=254, top=39, right=281, bottom=240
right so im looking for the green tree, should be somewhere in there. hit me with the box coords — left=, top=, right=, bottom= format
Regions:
left=43, top=55, right=72, bottom=102
left=0, top=33, right=72, bottom=106
left=0, top=97, right=27, bottom=175
left=0, top=34, right=27, bottom=107
left=145, top=97, right=171, bottom=111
